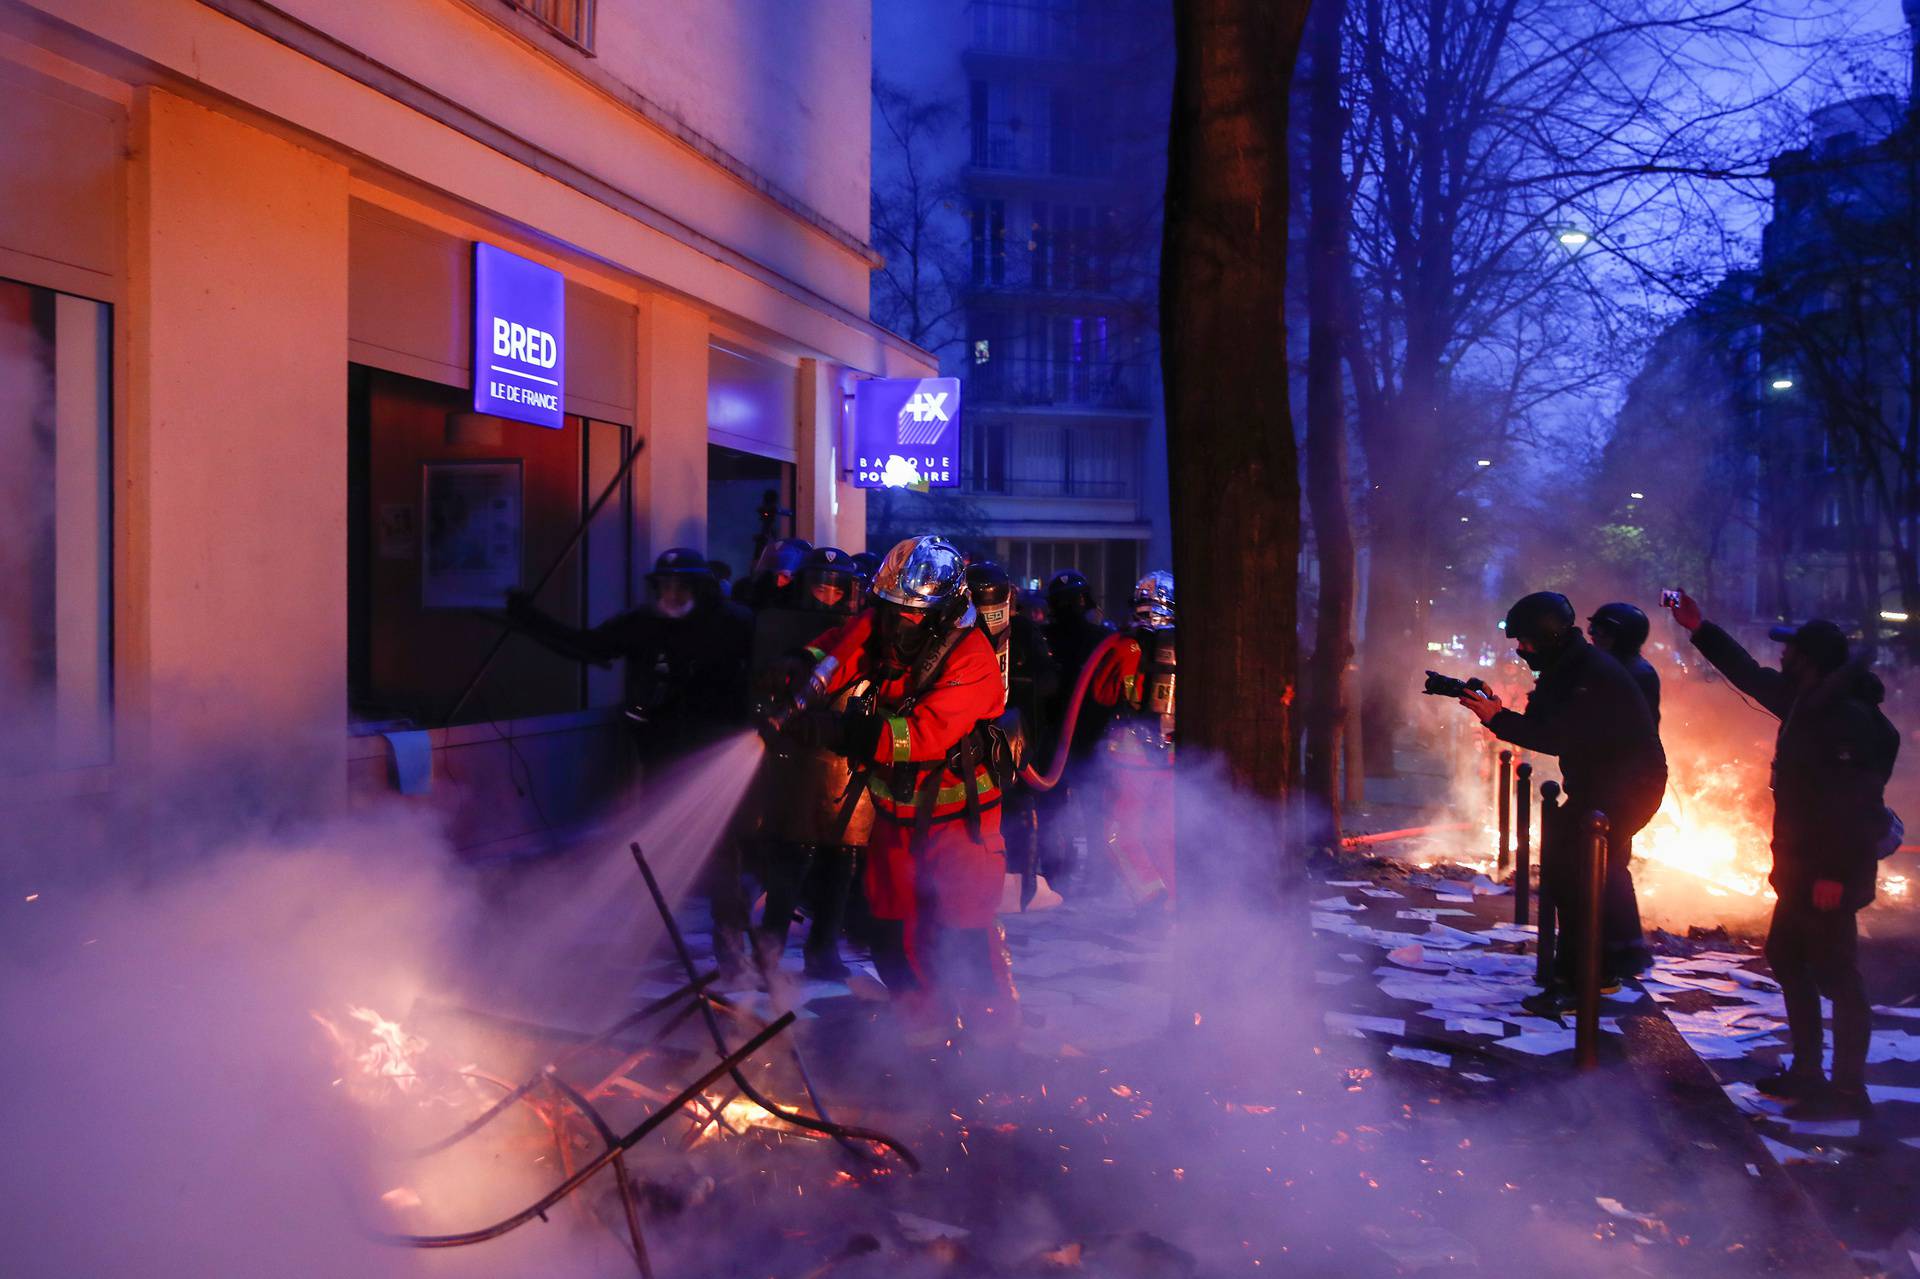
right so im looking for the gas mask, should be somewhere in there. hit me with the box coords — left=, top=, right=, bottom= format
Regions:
left=655, top=597, right=695, bottom=620
left=876, top=601, right=934, bottom=663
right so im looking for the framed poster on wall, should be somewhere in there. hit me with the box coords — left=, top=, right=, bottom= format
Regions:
left=421, top=460, right=522, bottom=609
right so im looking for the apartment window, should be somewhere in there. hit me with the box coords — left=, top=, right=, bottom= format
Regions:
left=968, top=421, right=1010, bottom=494
left=1030, top=201, right=1051, bottom=289
left=973, top=0, right=1083, bottom=58
left=504, top=0, right=596, bottom=52
left=971, top=79, right=1021, bottom=169
left=0, top=278, right=112, bottom=771
left=970, top=197, right=1007, bottom=285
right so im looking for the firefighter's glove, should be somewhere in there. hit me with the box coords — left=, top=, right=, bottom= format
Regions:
left=841, top=712, right=884, bottom=761
left=785, top=709, right=846, bottom=753
left=755, top=655, right=813, bottom=701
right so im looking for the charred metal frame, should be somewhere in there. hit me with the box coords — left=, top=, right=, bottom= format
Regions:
left=365, top=840, right=918, bottom=1274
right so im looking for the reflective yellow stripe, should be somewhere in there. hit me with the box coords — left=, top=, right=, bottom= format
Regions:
left=1122, top=674, right=1138, bottom=703
left=867, top=769, right=1002, bottom=810
left=888, top=717, right=912, bottom=763
left=804, top=646, right=828, bottom=664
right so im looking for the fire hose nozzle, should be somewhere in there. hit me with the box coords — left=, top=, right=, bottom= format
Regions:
left=757, top=654, right=839, bottom=739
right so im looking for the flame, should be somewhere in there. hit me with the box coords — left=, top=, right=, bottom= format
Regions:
left=347, top=1005, right=428, bottom=1091
left=311, top=1004, right=428, bottom=1096
left=688, top=1092, right=795, bottom=1145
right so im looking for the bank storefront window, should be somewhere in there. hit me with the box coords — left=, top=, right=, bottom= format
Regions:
left=349, top=366, right=633, bottom=728
left=0, top=277, right=111, bottom=771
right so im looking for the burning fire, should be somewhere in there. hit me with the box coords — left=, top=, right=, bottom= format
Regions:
left=311, top=1004, right=431, bottom=1098
left=689, top=1092, right=802, bottom=1146
left=1635, top=761, right=1772, bottom=902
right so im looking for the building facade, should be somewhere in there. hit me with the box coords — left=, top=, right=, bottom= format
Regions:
left=0, top=0, right=931, bottom=852
left=872, top=0, right=1171, bottom=613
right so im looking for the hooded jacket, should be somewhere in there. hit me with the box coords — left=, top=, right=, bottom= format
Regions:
left=1486, top=632, right=1668, bottom=832
left=1690, top=622, right=1899, bottom=909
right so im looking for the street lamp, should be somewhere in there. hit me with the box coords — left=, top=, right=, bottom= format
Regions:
left=1553, top=225, right=1591, bottom=250
left=1769, top=376, right=1795, bottom=392
left=1475, top=458, right=1493, bottom=468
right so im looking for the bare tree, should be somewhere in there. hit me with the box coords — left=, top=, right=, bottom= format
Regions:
left=1301, top=0, right=1359, bottom=831
left=1163, top=0, right=1311, bottom=896
left=1338, top=0, right=1851, bottom=772
left=870, top=77, right=968, bottom=357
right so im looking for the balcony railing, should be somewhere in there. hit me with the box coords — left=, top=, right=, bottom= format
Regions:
left=967, top=357, right=1149, bottom=410
left=971, top=1, right=1095, bottom=60
left=965, top=474, right=1134, bottom=499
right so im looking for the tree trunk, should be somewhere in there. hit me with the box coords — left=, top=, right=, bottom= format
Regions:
left=1162, top=0, right=1310, bottom=898
left=1301, top=0, right=1356, bottom=837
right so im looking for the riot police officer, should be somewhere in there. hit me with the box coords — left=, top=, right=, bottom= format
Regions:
left=752, top=547, right=872, bottom=979
left=505, top=548, right=757, bottom=975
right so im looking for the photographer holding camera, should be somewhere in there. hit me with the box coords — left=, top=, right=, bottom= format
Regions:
left=1451, top=592, right=1668, bottom=1010
left=1666, top=592, right=1899, bottom=1120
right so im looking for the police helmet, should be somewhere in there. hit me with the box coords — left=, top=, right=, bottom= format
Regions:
left=1046, top=569, right=1095, bottom=615
left=647, top=547, right=714, bottom=582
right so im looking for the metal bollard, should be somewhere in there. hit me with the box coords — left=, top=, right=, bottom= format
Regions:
left=1514, top=762, right=1533, bottom=927
left=1535, top=781, right=1561, bottom=987
left=1497, top=750, right=1513, bottom=874
left=1575, top=810, right=1610, bottom=1072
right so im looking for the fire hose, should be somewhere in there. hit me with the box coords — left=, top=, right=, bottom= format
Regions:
left=1018, top=632, right=1128, bottom=792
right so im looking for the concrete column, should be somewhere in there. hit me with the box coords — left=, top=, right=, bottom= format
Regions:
left=636, top=294, right=709, bottom=570
left=796, top=358, right=866, bottom=553
left=126, top=89, right=349, bottom=799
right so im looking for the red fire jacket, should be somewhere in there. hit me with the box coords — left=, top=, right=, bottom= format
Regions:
left=804, top=612, right=1008, bottom=824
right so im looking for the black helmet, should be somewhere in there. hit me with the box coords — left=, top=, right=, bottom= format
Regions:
left=1046, top=569, right=1094, bottom=615
left=965, top=560, right=1014, bottom=607
left=849, top=550, right=882, bottom=581
left=1503, top=591, right=1577, bottom=646
left=1588, top=602, right=1650, bottom=653
left=967, top=561, right=1014, bottom=638
left=797, top=546, right=861, bottom=611
left=648, top=547, right=714, bottom=582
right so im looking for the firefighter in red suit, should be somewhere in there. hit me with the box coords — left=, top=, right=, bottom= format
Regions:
left=770, top=536, right=1016, bottom=1043
left=1081, top=571, right=1178, bottom=904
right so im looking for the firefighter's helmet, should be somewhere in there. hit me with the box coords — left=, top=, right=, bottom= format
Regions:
left=870, top=536, right=968, bottom=612
left=1132, top=570, right=1176, bottom=631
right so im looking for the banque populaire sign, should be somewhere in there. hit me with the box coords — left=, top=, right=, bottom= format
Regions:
left=850, top=377, right=962, bottom=490
left=472, top=242, right=565, bottom=429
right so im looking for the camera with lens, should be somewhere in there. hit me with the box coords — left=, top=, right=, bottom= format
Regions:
left=1422, top=670, right=1489, bottom=699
